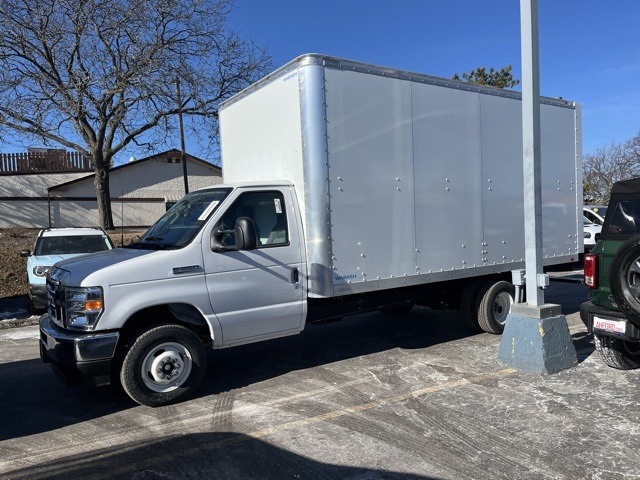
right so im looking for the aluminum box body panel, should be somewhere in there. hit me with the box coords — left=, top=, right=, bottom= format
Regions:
left=411, top=82, right=485, bottom=273
left=220, top=66, right=306, bottom=212
left=219, top=54, right=581, bottom=298
left=324, top=67, right=417, bottom=285
left=479, top=95, right=525, bottom=266
left=540, top=104, right=583, bottom=257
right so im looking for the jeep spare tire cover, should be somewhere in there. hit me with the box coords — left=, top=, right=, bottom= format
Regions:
left=610, top=235, right=640, bottom=328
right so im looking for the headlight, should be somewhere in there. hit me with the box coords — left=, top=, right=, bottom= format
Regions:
left=65, top=287, right=104, bottom=331
left=33, top=265, right=52, bottom=277
left=584, top=232, right=592, bottom=239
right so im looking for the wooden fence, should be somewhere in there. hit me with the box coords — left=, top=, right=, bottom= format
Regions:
left=0, top=151, right=93, bottom=174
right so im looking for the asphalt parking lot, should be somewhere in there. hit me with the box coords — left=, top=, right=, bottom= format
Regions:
left=1, top=280, right=639, bottom=480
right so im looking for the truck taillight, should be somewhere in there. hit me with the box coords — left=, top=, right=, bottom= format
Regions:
left=584, top=254, right=597, bottom=288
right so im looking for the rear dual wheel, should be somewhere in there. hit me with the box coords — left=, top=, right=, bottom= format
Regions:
left=461, top=279, right=515, bottom=335
left=460, top=279, right=485, bottom=332
left=477, top=281, right=515, bottom=334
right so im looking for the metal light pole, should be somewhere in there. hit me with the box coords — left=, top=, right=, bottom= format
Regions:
left=521, top=0, right=545, bottom=306
left=496, top=0, right=577, bottom=373
left=175, top=77, right=189, bottom=195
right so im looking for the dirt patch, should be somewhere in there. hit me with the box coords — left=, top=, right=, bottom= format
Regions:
left=0, top=227, right=144, bottom=300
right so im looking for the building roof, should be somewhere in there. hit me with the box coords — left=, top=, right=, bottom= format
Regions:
left=48, top=149, right=221, bottom=192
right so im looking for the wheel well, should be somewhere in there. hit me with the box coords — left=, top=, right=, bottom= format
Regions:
left=118, top=303, right=213, bottom=349
left=429, top=273, right=512, bottom=311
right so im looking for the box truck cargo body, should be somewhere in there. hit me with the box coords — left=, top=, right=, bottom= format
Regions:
left=220, top=54, right=582, bottom=298
left=38, top=55, right=582, bottom=406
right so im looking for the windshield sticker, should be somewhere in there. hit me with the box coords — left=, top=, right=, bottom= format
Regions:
left=274, top=198, right=282, bottom=214
left=198, top=201, right=220, bottom=221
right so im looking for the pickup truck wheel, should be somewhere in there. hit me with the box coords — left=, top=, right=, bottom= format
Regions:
left=594, top=334, right=640, bottom=370
left=477, top=280, right=514, bottom=335
left=610, top=235, right=640, bottom=327
left=120, top=324, right=207, bottom=407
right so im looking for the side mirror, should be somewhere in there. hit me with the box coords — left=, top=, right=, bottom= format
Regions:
left=20, top=250, right=31, bottom=258
left=234, top=217, right=257, bottom=251
left=211, top=217, right=257, bottom=252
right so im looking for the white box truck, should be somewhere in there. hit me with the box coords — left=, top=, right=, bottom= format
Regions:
left=39, top=55, right=582, bottom=406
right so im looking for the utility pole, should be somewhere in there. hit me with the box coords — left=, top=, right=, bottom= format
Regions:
left=497, top=0, right=577, bottom=374
left=520, top=0, right=544, bottom=307
left=175, top=77, right=189, bottom=195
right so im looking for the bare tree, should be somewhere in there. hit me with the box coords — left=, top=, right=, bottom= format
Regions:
left=583, top=131, right=640, bottom=205
left=0, top=0, right=271, bottom=229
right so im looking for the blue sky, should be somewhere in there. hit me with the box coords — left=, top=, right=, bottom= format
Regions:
left=2, top=1, right=638, bottom=163
left=224, top=0, right=639, bottom=157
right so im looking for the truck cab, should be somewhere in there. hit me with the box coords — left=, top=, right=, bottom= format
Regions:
left=40, top=183, right=306, bottom=406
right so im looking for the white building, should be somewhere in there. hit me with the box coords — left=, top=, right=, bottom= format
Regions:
left=0, top=150, right=222, bottom=228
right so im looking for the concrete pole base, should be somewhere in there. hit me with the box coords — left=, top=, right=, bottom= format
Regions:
left=497, top=303, right=578, bottom=374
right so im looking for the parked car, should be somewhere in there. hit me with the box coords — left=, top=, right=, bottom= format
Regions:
left=20, top=227, right=114, bottom=313
left=584, top=205, right=607, bottom=225
left=581, top=178, right=640, bottom=369
left=583, top=216, right=602, bottom=252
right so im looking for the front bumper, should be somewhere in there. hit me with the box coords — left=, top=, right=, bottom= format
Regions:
left=39, top=314, right=119, bottom=386
left=580, top=301, right=640, bottom=342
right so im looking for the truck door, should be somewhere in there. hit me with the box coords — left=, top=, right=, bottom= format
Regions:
left=202, top=188, right=306, bottom=344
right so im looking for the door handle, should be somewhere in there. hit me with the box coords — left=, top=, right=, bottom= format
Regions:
left=291, top=268, right=300, bottom=288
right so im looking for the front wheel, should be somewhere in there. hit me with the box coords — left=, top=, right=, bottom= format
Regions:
left=594, top=334, right=640, bottom=370
left=120, top=324, right=207, bottom=407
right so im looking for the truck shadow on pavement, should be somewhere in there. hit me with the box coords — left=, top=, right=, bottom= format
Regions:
left=197, top=279, right=593, bottom=399
left=0, top=307, right=477, bottom=442
left=0, top=357, right=131, bottom=442
left=4, top=432, right=439, bottom=480
left=0, top=280, right=592, bottom=443
left=198, top=307, right=481, bottom=398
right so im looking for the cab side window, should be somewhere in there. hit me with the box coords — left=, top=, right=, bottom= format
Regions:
left=217, top=191, right=289, bottom=247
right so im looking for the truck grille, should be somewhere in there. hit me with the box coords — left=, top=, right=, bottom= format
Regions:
left=46, top=276, right=65, bottom=328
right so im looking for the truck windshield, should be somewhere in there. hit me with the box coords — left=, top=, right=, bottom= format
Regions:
left=130, top=188, right=232, bottom=249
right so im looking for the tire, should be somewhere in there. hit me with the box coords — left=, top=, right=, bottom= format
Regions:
left=610, top=235, right=640, bottom=327
left=594, top=334, right=640, bottom=370
left=380, top=303, right=414, bottom=316
left=477, top=280, right=515, bottom=335
left=459, top=279, right=484, bottom=332
left=120, top=324, right=207, bottom=407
